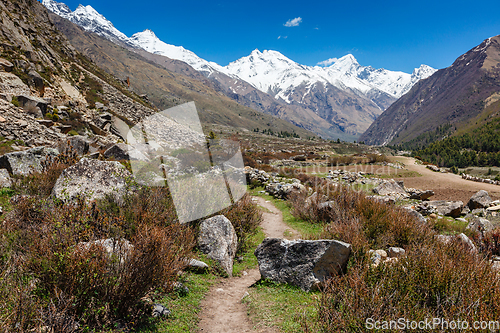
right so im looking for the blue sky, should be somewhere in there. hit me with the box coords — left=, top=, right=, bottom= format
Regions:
left=52, top=0, right=500, bottom=73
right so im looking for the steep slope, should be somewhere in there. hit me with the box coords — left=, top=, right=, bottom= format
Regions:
left=361, top=35, right=500, bottom=146
left=49, top=13, right=315, bottom=138
left=43, top=0, right=436, bottom=140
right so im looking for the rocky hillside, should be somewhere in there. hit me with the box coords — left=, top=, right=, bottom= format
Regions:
left=360, top=35, right=500, bottom=146
left=0, top=0, right=165, bottom=149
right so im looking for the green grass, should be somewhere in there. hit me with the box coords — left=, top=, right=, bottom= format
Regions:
left=0, top=187, right=15, bottom=221
left=430, top=216, right=469, bottom=235
left=233, top=228, right=266, bottom=277
left=244, top=279, right=320, bottom=332
left=249, top=186, right=324, bottom=238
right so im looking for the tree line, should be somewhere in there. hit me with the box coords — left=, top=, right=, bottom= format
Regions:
left=411, top=119, right=500, bottom=168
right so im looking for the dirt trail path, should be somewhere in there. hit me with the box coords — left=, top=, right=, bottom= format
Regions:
left=393, top=157, right=500, bottom=203
left=197, top=197, right=298, bottom=333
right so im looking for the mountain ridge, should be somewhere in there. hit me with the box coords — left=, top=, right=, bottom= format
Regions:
left=42, top=0, right=436, bottom=140
left=360, top=35, right=500, bottom=146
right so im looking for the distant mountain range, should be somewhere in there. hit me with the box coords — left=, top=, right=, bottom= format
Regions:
left=43, top=0, right=436, bottom=140
left=361, top=35, right=500, bottom=146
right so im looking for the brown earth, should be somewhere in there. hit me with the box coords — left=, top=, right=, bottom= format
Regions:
left=197, top=197, right=298, bottom=333
left=392, top=157, right=500, bottom=203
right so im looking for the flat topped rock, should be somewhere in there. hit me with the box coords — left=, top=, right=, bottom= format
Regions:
left=254, top=238, right=351, bottom=291
left=0, top=146, right=59, bottom=175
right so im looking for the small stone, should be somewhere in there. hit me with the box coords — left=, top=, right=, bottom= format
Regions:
left=152, top=304, right=171, bottom=318
left=387, top=247, right=406, bottom=258
left=374, top=249, right=388, bottom=260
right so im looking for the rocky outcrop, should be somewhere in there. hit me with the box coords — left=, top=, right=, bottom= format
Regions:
left=198, top=215, right=237, bottom=277
left=468, top=190, right=492, bottom=210
left=372, top=179, right=408, bottom=198
left=0, top=146, right=59, bottom=175
left=254, top=238, right=351, bottom=291
left=52, top=158, right=134, bottom=203
left=265, top=181, right=305, bottom=199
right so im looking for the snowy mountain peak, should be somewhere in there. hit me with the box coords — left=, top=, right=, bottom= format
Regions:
left=42, top=0, right=71, bottom=16
left=334, top=54, right=358, bottom=66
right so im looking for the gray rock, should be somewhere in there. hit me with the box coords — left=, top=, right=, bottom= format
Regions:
left=254, top=238, right=351, bottom=291
left=103, top=143, right=150, bottom=162
left=0, top=58, right=14, bottom=72
left=456, top=233, right=476, bottom=252
left=372, top=179, right=408, bottom=198
left=77, top=238, right=133, bottom=264
left=28, top=70, right=44, bottom=91
left=152, top=304, right=171, bottom=318
left=198, top=215, right=237, bottom=277
left=387, top=247, right=406, bottom=258
left=0, top=169, right=12, bottom=187
left=406, top=188, right=434, bottom=200
left=0, top=146, right=59, bottom=175
left=265, top=182, right=305, bottom=199
left=468, top=190, right=492, bottom=210
left=366, top=195, right=396, bottom=205
left=54, top=136, right=90, bottom=156
left=424, top=201, right=464, bottom=218
left=187, top=258, right=209, bottom=272
left=52, top=158, right=134, bottom=203
left=16, top=95, right=49, bottom=114
left=466, top=216, right=494, bottom=234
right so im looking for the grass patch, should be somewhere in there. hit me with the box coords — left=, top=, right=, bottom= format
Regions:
left=233, top=228, right=266, bottom=277
left=138, top=272, right=218, bottom=333
left=430, top=215, right=469, bottom=235
left=244, top=279, right=320, bottom=332
left=248, top=186, right=324, bottom=238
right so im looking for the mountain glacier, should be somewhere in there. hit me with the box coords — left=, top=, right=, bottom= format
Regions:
left=43, top=0, right=437, bottom=139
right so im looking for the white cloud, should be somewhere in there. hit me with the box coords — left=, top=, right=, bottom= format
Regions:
left=277, top=35, right=288, bottom=39
left=317, top=57, right=338, bottom=67
left=284, top=17, right=302, bottom=27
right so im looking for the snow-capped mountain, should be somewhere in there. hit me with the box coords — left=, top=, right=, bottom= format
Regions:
left=43, top=0, right=437, bottom=139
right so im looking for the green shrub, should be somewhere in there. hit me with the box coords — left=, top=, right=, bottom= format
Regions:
left=11, top=96, right=19, bottom=107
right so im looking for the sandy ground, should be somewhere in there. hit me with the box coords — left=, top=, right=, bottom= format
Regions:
left=392, top=157, right=500, bottom=203
left=197, top=197, right=298, bottom=333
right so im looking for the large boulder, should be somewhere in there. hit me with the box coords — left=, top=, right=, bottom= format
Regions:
left=468, top=190, right=492, bottom=210
left=372, top=180, right=408, bottom=198
left=0, top=169, right=12, bottom=187
left=198, top=215, right=237, bottom=277
left=0, top=146, right=59, bottom=175
left=254, top=238, right=351, bottom=291
left=52, top=158, right=134, bottom=203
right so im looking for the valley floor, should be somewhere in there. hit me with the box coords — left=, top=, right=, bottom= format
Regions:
left=393, top=157, right=500, bottom=203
